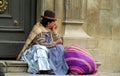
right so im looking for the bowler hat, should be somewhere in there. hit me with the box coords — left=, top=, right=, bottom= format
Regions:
left=41, top=10, right=57, bottom=21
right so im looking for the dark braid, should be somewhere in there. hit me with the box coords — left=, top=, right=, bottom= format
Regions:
left=40, top=18, right=54, bottom=27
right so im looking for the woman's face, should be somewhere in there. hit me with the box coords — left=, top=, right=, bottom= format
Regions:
left=48, top=21, right=57, bottom=29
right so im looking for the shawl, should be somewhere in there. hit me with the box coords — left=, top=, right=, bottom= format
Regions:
left=16, top=22, right=48, bottom=60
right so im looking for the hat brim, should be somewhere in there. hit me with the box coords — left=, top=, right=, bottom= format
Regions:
left=41, top=16, right=57, bottom=21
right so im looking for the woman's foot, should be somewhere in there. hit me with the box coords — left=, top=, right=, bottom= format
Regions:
left=36, top=70, right=55, bottom=75
left=66, top=70, right=70, bottom=75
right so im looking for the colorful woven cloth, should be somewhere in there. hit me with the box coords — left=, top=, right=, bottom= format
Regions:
left=64, top=44, right=97, bottom=75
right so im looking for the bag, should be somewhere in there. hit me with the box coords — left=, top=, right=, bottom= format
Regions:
left=64, top=44, right=97, bottom=75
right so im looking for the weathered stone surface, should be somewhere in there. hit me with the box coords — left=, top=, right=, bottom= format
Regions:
left=97, top=39, right=120, bottom=72
left=87, top=0, right=99, bottom=37
left=112, top=0, right=120, bottom=39
left=0, top=60, right=101, bottom=73
left=63, top=37, right=97, bottom=49
left=98, top=10, right=112, bottom=38
left=0, top=61, right=27, bottom=73
left=65, top=0, right=82, bottom=20
left=99, top=0, right=112, bottom=9
left=86, top=0, right=120, bottom=72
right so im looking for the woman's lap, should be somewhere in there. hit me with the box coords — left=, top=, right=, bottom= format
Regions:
left=47, top=44, right=68, bottom=75
left=21, top=44, right=51, bottom=74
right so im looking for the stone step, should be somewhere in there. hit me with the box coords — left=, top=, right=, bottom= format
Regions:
left=0, top=60, right=27, bottom=73
left=5, top=72, right=120, bottom=76
left=0, top=60, right=101, bottom=73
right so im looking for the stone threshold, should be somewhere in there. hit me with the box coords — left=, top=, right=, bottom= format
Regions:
left=0, top=60, right=28, bottom=73
left=0, top=60, right=101, bottom=73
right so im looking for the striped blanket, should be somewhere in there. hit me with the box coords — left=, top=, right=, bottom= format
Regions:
left=64, top=44, right=97, bottom=75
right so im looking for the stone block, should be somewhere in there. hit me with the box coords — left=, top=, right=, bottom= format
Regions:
left=88, top=49, right=100, bottom=61
left=0, top=61, right=7, bottom=72
left=96, top=61, right=102, bottom=69
left=0, top=60, right=28, bottom=73
left=63, top=37, right=97, bottom=49
left=5, top=61, right=27, bottom=73
left=100, top=0, right=112, bottom=9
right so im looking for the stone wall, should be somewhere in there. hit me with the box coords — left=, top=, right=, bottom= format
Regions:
left=86, top=0, right=120, bottom=72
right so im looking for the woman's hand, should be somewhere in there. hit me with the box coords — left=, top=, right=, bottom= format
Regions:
left=52, top=24, right=57, bottom=34
left=54, top=39, right=62, bottom=45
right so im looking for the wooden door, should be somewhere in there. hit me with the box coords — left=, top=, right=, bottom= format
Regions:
left=0, top=0, right=36, bottom=59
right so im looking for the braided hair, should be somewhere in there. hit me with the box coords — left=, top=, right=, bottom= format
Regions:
left=40, top=18, right=54, bottom=27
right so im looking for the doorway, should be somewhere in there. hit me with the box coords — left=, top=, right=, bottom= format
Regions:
left=0, top=0, right=36, bottom=59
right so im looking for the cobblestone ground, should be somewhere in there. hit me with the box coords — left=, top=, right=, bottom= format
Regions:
left=5, top=72, right=120, bottom=76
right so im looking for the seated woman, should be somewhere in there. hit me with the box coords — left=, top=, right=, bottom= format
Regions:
left=64, top=44, right=97, bottom=75
left=18, top=10, right=68, bottom=75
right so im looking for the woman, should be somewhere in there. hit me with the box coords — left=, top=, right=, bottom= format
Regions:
left=64, top=44, right=97, bottom=75
left=20, top=10, right=68, bottom=75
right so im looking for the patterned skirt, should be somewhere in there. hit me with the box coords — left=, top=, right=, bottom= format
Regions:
left=21, top=44, right=51, bottom=74
left=64, top=44, right=97, bottom=75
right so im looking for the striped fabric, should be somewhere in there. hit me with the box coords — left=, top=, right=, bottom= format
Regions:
left=64, top=44, right=97, bottom=75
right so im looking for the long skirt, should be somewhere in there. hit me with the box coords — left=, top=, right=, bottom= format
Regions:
left=47, top=44, right=68, bottom=75
left=64, top=44, right=97, bottom=75
left=21, top=44, right=51, bottom=74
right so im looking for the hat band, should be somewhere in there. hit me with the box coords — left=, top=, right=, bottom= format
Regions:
left=41, top=16, right=57, bottom=21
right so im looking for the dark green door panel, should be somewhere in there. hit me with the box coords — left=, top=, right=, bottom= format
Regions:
left=0, top=0, right=36, bottom=59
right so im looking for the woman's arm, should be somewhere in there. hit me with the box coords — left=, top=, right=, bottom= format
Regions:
left=52, top=33, right=62, bottom=44
left=51, top=23, right=63, bottom=44
left=33, top=33, right=61, bottom=48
